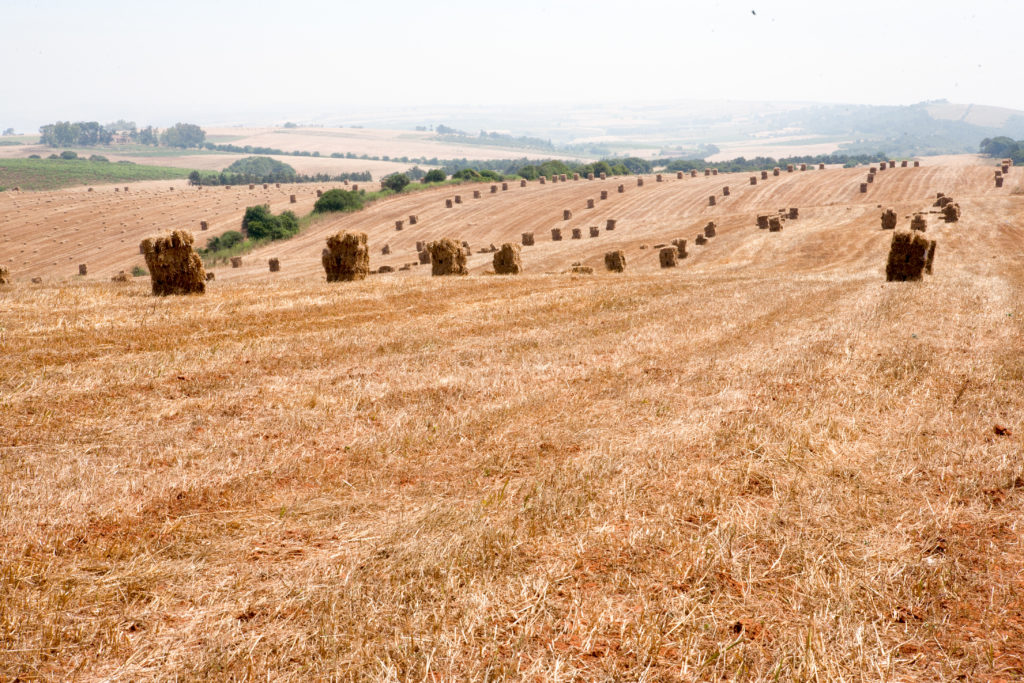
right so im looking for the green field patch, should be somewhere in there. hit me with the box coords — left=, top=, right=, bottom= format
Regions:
left=0, top=158, right=191, bottom=191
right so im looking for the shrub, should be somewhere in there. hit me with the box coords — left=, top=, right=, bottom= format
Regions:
left=131, top=265, right=148, bottom=277
left=88, top=154, right=109, bottom=163
left=242, top=205, right=300, bottom=240
left=422, top=169, right=446, bottom=183
left=27, top=154, right=40, bottom=159
left=59, top=150, right=78, bottom=160
left=206, top=230, right=243, bottom=251
left=314, top=189, right=365, bottom=213
left=381, top=173, right=411, bottom=192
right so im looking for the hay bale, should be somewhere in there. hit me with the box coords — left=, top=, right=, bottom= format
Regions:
left=572, top=173, right=579, bottom=181
left=671, top=238, right=687, bottom=258
left=551, top=228, right=563, bottom=241
left=656, top=174, right=663, bottom=182
left=445, top=198, right=453, bottom=208
left=377, top=265, right=394, bottom=273
left=885, top=231, right=930, bottom=281
left=200, top=220, right=208, bottom=231
left=590, top=226, right=600, bottom=237
left=757, top=215, right=770, bottom=229
left=659, top=247, right=677, bottom=268
left=418, top=249, right=431, bottom=264
left=620, top=184, right=627, bottom=192
left=900, top=160, right=908, bottom=168
left=409, top=214, right=418, bottom=225
left=606, top=219, right=617, bottom=231
left=248, top=184, right=255, bottom=190
left=0, top=265, right=9, bottom=285
left=230, top=256, right=242, bottom=268
left=925, top=240, right=937, bottom=274
left=493, top=243, right=522, bottom=275
left=571, top=228, right=582, bottom=239
left=323, top=231, right=370, bottom=282
left=269, top=257, right=281, bottom=272
left=800, top=164, right=807, bottom=171
left=996, top=176, right=1004, bottom=188
left=351, top=184, right=358, bottom=191
left=520, top=179, right=527, bottom=187
left=428, top=239, right=468, bottom=276
left=600, top=190, right=608, bottom=199
left=454, top=195, right=462, bottom=204
left=787, top=164, right=794, bottom=172
left=473, top=190, right=481, bottom=199
left=263, top=184, right=269, bottom=189
left=860, top=183, right=868, bottom=193
left=600, top=172, right=607, bottom=180
left=289, top=194, right=296, bottom=203
left=522, top=232, right=535, bottom=246
left=888, top=161, right=896, bottom=169
left=560, top=174, right=568, bottom=182
left=110, top=270, right=130, bottom=282
left=490, top=185, right=498, bottom=194
left=788, top=207, right=799, bottom=220
left=750, top=176, right=757, bottom=186
left=819, top=163, right=825, bottom=170
left=677, top=171, right=684, bottom=179
left=539, top=176, right=546, bottom=184
left=942, top=202, right=961, bottom=223
left=867, top=174, right=874, bottom=183
left=768, top=217, right=783, bottom=232
left=703, top=222, right=716, bottom=238
left=712, top=169, right=719, bottom=176
left=910, top=213, right=927, bottom=232
left=587, top=173, right=595, bottom=180
left=563, top=209, right=572, bottom=220
left=587, top=198, right=595, bottom=209
left=723, top=186, right=730, bottom=196
left=708, top=195, right=716, bottom=206
left=316, top=189, right=322, bottom=197
left=761, top=170, right=768, bottom=180
left=140, top=230, right=206, bottom=295
left=690, top=170, right=698, bottom=177
left=773, top=167, right=780, bottom=176
left=1002, top=164, right=1010, bottom=174
left=881, top=208, right=898, bottom=230
left=604, top=250, right=626, bottom=272
left=381, top=244, right=391, bottom=255
left=695, top=234, right=707, bottom=245
left=913, top=160, right=920, bottom=167
left=77, top=263, right=87, bottom=276
left=877, top=163, right=885, bottom=172
left=570, top=265, right=594, bottom=274
left=31, top=277, right=42, bottom=284
left=704, top=169, right=711, bottom=177
left=275, top=183, right=281, bottom=188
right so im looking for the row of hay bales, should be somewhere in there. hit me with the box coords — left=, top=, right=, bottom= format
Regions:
left=755, top=208, right=799, bottom=231
left=860, top=160, right=921, bottom=192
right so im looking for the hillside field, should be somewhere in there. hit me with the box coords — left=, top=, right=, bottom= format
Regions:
left=0, top=158, right=191, bottom=192
left=1, top=159, right=1023, bottom=680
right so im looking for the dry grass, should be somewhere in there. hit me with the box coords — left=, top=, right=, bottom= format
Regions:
left=1, top=160, right=1024, bottom=680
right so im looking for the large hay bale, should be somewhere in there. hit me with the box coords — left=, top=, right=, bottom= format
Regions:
left=913, top=160, right=920, bottom=167
left=885, top=231, right=929, bottom=281
left=490, top=185, right=498, bottom=193
left=560, top=174, right=568, bottom=182
left=888, top=161, right=896, bottom=169
left=695, top=234, right=707, bottom=245
left=656, top=174, right=663, bottom=182
left=571, top=228, right=582, bottom=239
left=819, top=163, right=825, bottom=170
left=0, top=265, right=9, bottom=285
left=587, top=173, right=595, bottom=180
left=604, top=250, right=626, bottom=272
left=659, top=247, right=677, bottom=268
left=445, top=198, right=453, bottom=208
left=539, top=176, right=546, bottom=184
left=502, top=182, right=509, bottom=190
left=395, top=219, right=404, bottom=231
left=269, top=257, right=281, bottom=272
left=773, top=167, right=780, bottom=176
left=264, top=184, right=269, bottom=189
left=78, top=263, right=87, bottom=276
left=925, top=239, right=937, bottom=274
left=428, top=239, right=468, bottom=276
left=551, top=228, right=563, bottom=241
left=877, top=163, right=885, bottom=172
left=601, top=190, right=608, bottom=199
left=757, top=215, right=770, bottom=229
left=520, top=179, right=527, bottom=187
left=572, top=173, right=579, bottom=181
left=587, top=198, right=595, bottom=208
left=600, top=172, right=607, bottom=180
left=230, top=256, right=242, bottom=268
left=996, top=176, right=1004, bottom=188
left=881, top=208, right=898, bottom=230
left=200, top=220, right=208, bottom=231
left=409, top=214, right=418, bottom=225
left=522, top=232, right=535, bottom=246
left=377, top=265, right=394, bottom=273
left=787, top=164, right=794, bottom=172
left=677, top=171, right=684, bottom=179
left=289, top=194, right=296, bottom=203
left=323, top=231, right=370, bottom=282
left=768, top=217, right=783, bottom=232
left=140, top=230, right=206, bottom=295
left=910, top=213, right=927, bottom=232
left=712, top=169, right=719, bottom=176
left=563, top=209, right=572, bottom=220
left=590, top=226, right=600, bottom=237
left=750, top=176, right=757, bottom=185
left=761, top=170, right=768, bottom=180
left=454, top=195, right=462, bottom=204
left=620, top=184, right=626, bottom=192
left=901, top=160, right=908, bottom=168
left=690, top=170, right=697, bottom=177
left=788, top=207, right=799, bottom=220
left=606, top=219, right=617, bottom=231
left=870, top=167, right=878, bottom=174
left=867, top=174, right=874, bottom=183
left=671, top=238, right=687, bottom=258
left=1002, top=164, right=1010, bottom=174
left=723, top=186, right=730, bottom=196
left=249, top=184, right=255, bottom=190
left=860, top=183, right=868, bottom=193
left=800, top=164, right=807, bottom=171
left=704, top=222, right=716, bottom=238
left=493, top=242, right=522, bottom=275
left=708, top=195, right=716, bottom=206
left=704, top=169, right=710, bottom=177
left=416, top=241, right=425, bottom=252
left=473, top=190, right=481, bottom=199
left=316, top=189, right=322, bottom=197
left=942, top=203, right=961, bottom=223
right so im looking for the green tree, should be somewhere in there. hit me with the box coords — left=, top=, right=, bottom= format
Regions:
left=160, top=123, right=206, bottom=148
left=381, top=173, right=410, bottom=192
left=313, top=189, right=364, bottom=213
left=422, top=169, right=446, bottom=183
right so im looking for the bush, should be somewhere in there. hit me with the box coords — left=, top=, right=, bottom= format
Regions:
left=131, top=265, right=148, bottom=277
left=88, top=154, right=109, bottom=163
left=27, top=154, right=40, bottom=159
left=205, top=230, right=243, bottom=251
left=242, top=205, right=300, bottom=240
left=422, top=169, right=446, bottom=183
left=381, top=173, right=411, bottom=192
left=314, top=188, right=365, bottom=213
left=59, top=150, right=78, bottom=160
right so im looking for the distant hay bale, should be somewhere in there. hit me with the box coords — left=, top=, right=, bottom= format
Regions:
left=942, top=202, right=961, bottom=223
left=604, top=250, right=626, bottom=272
left=925, top=239, right=937, bottom=274
left=996, top=176, right=1004, bottom=188
left=269, top=257, right=281, bottom=272
left=996, top=169, right=1003, bottom=177
left=587, top=198, right=595, bottom=208
left=230, top=256, right=242, bottom=268
left=490, top=185, right=498, bottom=193
left=888, top=161, right=896, bottom=169
left=454, top=195, right=462, bottom=204
left=560, top=174, right=568, bottom=182
left=428, top=238, right=468, bottom=276
left=88, top=187, right=93, bottom=192
left=446, top=198, right=453, bottom=208
left=1002, top=164, right=1010, bottom=173
left=606, top=219, right=617, bottom=230
left=31, top=277, right=42, bottom=284
left=571, top=228, right=582, bottom=239
left=110, top=270, right=130, bottom=282
left=690, top=170, right=697, bottom=177
left=800, top=164, right=807, bottom=171
left=352, top=184, right=358, bottom=191
left=910, top=213, right=927, bottom=232
left=502, top=182, right=509, bottom=190
left=200, top=220, right=208, bottom=231
left=704, top=222, right=716, bottom=237
left=316, top=189, right=323, bottom=197
left=708, top=195, right=716, bottom=206
left=695, top=234, right=707, bottom=245
left=78, top=263, right=87, bottom=276
left=704, top=169, right=710, bottom=177
left=493, top=242, right=522, bottom=275
left=551, top=228, right=563, bottom=241
left=788, top=207, right=799, bottom=219
left=867, top=174, right=874, bottom=183
left=885, top=231, right=930, bottom=281
left=587, top=173, right=595, bottom=180
left=263, top=184, right=269, bottom=189
left=590, top=226, right=600, bottom=237
left=416, top=241, right=425, bottom=252
left=275, top=183, right=281, bottom=188
left=381, top=244, right=391, bottom=255
left=377, top=265, right=394, bottom=273
left=659, top=247, right=677, bottom=268
left=539, top=176, right=547, bottom=184
left=870, top=167, right=877, bottom=174
left=712, top=169, right=719, bottom=176
left=473, top=190, right=481, bottom=199
left=723, top=186, right=730, bottom=196
left=677, top=171, right=684, bottom=179
left=773, top=167, right=780, bottom=176
left=768, top=217, right=783, bottom=232
left=289, top=194, right=296, bottom=203
left=522, top=232, right=535, bottom=246
left=520, top=179, right=527, bottom=187
left=750, top=176, right=757, bottom=185
left=0, top=265, right=9, bottom=285
left=860, top=183, right=868, bottom=193
left=787, top=164, right=794, bottom=172
left=819, top=163, right=825, bottom=170
left=395, top=220, right=404, bottom=231
left=757, top=215, right=770, bottom=229
left=671, top=238, right=687, bottom=258
left=913, top=160, right=920, bottom=167
left=600, top=172, right=607, bottom=180
left=140, top=230, right=206, bottom=295
left=418, top=249, right=431, bottom=264
left=249, top=184, right=255, bottom=190
left=761, top=170, right=768, bottom=179
left=572, top=173, right=579, bottom=180
left=563, top=209, right=572, bottom=220
left=409, top=214, right=418, bottom=225
left=901, top=160, right=908, bottom=168
left=881, top=208, right=898, bottom=230
left=322, top=231, right=370, bottom=282
left=656, top=174, right=663, bottom=182
left=600, top=190, right=608, bottom=199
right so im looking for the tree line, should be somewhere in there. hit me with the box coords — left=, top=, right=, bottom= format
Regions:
left=38, top=121, right=205, bottom=148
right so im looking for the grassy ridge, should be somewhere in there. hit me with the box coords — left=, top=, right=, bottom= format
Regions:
left=0, top=158, right=191, bottom=191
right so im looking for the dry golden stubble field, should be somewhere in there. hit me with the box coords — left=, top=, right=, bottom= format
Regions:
left=1, top=160, right=1023, bottom=680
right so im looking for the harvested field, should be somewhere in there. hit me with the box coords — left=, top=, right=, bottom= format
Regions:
left=2, top=159, right=1024, bottom=679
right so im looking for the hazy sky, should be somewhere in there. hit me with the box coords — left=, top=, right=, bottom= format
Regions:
left=2, top=0, right=1021, bottom=131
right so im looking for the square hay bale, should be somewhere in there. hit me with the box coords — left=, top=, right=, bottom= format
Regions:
left=520, top=179, right=527, bottom=187
left=656, top=174, right=663, bottom=182
left=590, top=226, right=600, bottom=237
left=560, top=174, right=568, bottom=182
left=539, top=176, right=546, bottom=184
left=773, top=167, right=780, bottom=176
left=819, top=163, right=825, bottom=170
left=395, top=220, right=404, bottom=231
left=522, top=232, right=535, bottom=246
left=708, top=195, right=716, bottom=206
left=768, top=217, right=783, bottom=232
left=418, top=249, right=431, bottom=264
left=289, top=194, right=296, bottom=203
left=867, top=174, right=874, bottom=183
left=1002, top=164, right=1010, bottom=173
left=601, top=190, right=609, bottom=199
left=600, top=172, right=607, bottom=180
left=446, top=198, right=453, bottom=208
left=502, top=182, right=509, bottom=190
left=621, top=183, right=627, bottom=192
left=750, top=176, right=757, bottom=185
left=382, top=244, right=391, bottom=255
left=888, top=161, right=896, bottom=169
left=881, top=208, right=898, bottom=230
left=473, top=190, right=481, bottom=199
left=0, top=265, right=9, bottom=285
left=677, top=171, right=684, bottom=179
left=428, top=239, right=468, bottom=276
left=571, top=228, right=582, bottom=239
left=761, top=170, right=768, bottom=180
left=200, top=220, right=208, bottom=231
left=942, top=203, right=961, bottom=222
left=787, top=164, right=794, bottom=172
left=269, top=257, right=281, bottom=272
left=606, top=219, right=617, bottom=231
left=572, top=173, right=580, bottom=180
left=249, top=184, right=255, bottom=190
left=901, top=160, right=908, bottom=167
left=712, top=169, right=719, bottom=175
left=690, top=170, right=698, bottom=177
left=140, top=230, right=206, bottom=295
left=788, top=207, right=799, bottom=220
left=409, top=214, right=418, bottom=225
left=563, top=209, right=572, bottom=220
left=913, top=160, right=920, bottom=167
left=860, top=183, right=868, bottom=193
left=316, top=189, right=323, bottom=197
left=704, top=169, right=710, bottom=177
left=551, top=228, right=563, bottom=241
left=323, top=231, right=370, bottom=282
left=996, top=176, right=1004, bottom=188
left=704, top=222, right=716, bottom=238
left=78, top=263, right=87, bottom=276
left=723, top=186, right=730, bottom=196
left=885, top=231, right=929, bottom=281
left=377, top=265, right=394, bottom=273
left=352, top=184, right=359, bottom=191
left=493, top=242, right=522, bottom=274
left=671, top=238, right=687, bottom=258
left=604, top=250, right=626, bottom=272
left=264, top=184, right=269, bottom=189
left=695, top=234, right=707, bottom=245
left=110, top=270, right=130, bottom=282
left=416, top=241, right=425, bottom=251
left=230, top=256, right=242, bottom=268
left=910, top=214, right=927, bottom=232
left=587, top=173, right=595, bottom=180
left=800, top=164, right=807, bottom=171
left=454, top=195, right=462, bottom=204
left=757, top=215, right=770, bottom=229
left=659, top=247, right=677, bottom=268
left=490, top=185, right=498, bottom=193
left=587, top=198, right=595, bottom=209
left=925, top=239, right=937, bottom=274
